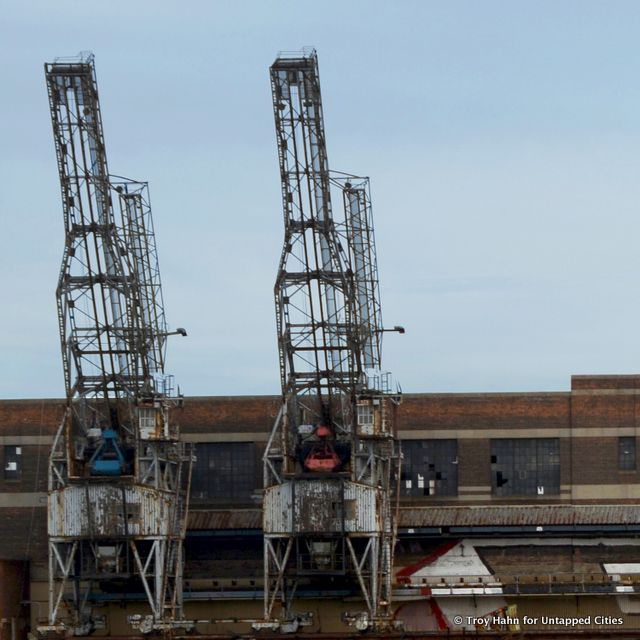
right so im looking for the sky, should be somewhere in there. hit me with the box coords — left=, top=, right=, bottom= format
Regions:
left=3, top=0, right=640, bottom=399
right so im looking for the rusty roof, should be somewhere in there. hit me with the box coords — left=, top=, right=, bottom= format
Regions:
left=399, top=505, right=640, bottom=527
left=188, top=508, right=262, bottom=530
left=186, top=505, right=640, bottom=530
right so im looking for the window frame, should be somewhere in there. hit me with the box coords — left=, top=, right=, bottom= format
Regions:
left=400, top=439, right=458, bottom=498
left=4, top=445, right=23, bottom=481
left=190, top=442, right=258, bottom=503
left=490, top=438, right=560, bottom=497
left=618, top=436, right=636, bottom=471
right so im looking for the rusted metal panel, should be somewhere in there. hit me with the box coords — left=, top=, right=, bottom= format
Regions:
left=263, top=480, right=379, bottom=534
left=48, top=484, right=178, bottom=538
left=292, top=480, right=342, bottom=533
left=263, top=483, right=293, bottom=533
left=265, top=480, right=342, bottom=534
left=344, top=482, right=377, bottom=533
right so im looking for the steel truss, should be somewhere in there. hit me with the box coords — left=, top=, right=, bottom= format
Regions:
left=260, top=49, right=401, bottom=633
left=44, top=53, right=191, bottom=636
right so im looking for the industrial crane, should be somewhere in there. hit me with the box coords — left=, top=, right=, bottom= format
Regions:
left=259, top=49, right=402, bottom=632
left=43, top=53, right=191, bottom=636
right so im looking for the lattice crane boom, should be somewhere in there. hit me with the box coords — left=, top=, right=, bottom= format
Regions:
left=271, top=52, right=355, bottom=414
left=48, top=55, right=132, bottom=406
left=342, top=179, right=383, bottom=370
left=115, top=177, right=168, bottom=380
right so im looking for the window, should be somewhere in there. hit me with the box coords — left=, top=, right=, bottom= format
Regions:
left=619, top=437, right=636, bottom=471
left=4, top=445, right=22, bottom=481
left=191, top=443, right=258, bottom=502
left=401, top=440, right=458, bottom=497
left=139, top=409, right=156, bottom=431
left=491, top=438, right=560, bottom=496
left=357, top=404, right=374, bottom=426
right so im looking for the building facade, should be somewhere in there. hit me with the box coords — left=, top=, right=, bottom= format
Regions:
left=2, top=374, right=640, bottom=636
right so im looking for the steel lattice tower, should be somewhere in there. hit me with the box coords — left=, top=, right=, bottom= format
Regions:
left=43, top=53, right=192, bottom=636
left=260, top=49, right=401, bottom=633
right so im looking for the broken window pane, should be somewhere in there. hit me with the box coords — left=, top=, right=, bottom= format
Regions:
left=490, top=438, right=560, bottom=496
left=401, top=440, right=458, bottom=497
left=4, top=445, right=22, bottom=481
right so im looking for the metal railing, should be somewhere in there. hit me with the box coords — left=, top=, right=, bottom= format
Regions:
left=402, top=572, right=640, bottom=595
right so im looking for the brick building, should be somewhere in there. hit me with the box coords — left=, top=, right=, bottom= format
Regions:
left=2, top=374, right=640, bottom=635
